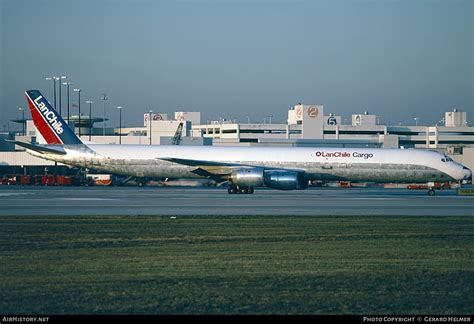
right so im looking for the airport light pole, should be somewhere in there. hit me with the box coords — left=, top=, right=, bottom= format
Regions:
left=46, top=76, right=58, bottom=110
left=86, top=101, right=93, bottom=141
left=62, top=82, right=72, bottom=125
left=149, top=110, right=153, bottom=145
left=18, top=107, right=25, bottom=135
left=414, top=117, right=418, bottom=126
left=117, top=106, right=123, bottom=144
left=57, top=76, right=66, bottom=116
left=74, top=89, right=82, bottom=137
left=100, top=94, right=108, bottom=136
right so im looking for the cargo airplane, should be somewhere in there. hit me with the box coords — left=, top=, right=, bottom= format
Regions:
left=11, top=90, right=472, bottom=195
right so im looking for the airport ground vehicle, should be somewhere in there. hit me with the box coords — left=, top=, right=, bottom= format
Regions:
left=407, top=182, right=451, bottom=190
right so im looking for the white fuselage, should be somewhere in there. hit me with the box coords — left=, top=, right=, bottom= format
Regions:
left=28, top=145, right=470, bottom=183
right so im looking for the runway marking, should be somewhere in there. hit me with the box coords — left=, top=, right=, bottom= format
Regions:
left=56, top=198, right=118, bottom=201
left=0, top=193, right=31, bottom=197
left=334, top=197, right=400, bottom=200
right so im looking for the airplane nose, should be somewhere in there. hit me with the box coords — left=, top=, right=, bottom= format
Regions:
left=463, top=166, right=472, bottom=183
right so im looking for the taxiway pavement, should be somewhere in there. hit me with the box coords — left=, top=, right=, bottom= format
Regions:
left=1, top=186, right=472, bottom=217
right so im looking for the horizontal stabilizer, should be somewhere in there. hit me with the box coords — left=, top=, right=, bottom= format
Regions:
left=7, top=140, right=66, bottom=155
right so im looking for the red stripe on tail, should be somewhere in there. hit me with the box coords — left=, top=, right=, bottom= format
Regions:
left=26, top=94, right=62, bottom=144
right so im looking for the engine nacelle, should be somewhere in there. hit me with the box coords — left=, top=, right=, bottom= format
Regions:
left=230, top=169, right=309, bottom=191
left=264, top=171, right=309, bottom=190
left=230, top=169, right=264, bottom=188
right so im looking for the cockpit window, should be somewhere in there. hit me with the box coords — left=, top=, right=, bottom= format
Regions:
left=442, top=156, right=454, bottom=163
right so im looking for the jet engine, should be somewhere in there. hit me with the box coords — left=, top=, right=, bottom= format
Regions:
left=230, top=169, right=264, bottom=188
left=230, top=168, right=308, bottom=191
left=264, top=171, right=308, bottom=190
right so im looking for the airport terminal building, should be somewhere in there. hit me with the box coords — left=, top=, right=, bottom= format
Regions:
left=1, top=104, right=473, bottom=182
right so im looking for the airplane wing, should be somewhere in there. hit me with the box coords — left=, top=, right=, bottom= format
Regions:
left=159, top=157, right=305, bottom=183
left=159, top=157, right=245, bottom=183
left=7, top=140, right=67, bottom=155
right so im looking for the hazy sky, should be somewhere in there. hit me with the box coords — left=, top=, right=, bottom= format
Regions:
left=1, top=0, right=472, bottom=130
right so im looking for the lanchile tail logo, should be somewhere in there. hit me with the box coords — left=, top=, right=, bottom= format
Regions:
left=33, top=95, right=64, bottom=134
left=25, top=90, right=82, bottom=145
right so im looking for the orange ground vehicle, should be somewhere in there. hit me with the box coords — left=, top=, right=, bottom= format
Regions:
left=407, top=182, right=450, bottom=190
left=339, top=181, right=352, bottom=188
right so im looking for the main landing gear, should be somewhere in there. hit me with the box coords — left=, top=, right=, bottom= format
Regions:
left=227, top=184, right=254, bottom=194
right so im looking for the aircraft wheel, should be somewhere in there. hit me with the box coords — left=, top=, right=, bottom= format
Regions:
left=248, top=187, right=254, bottom=194
left=428, top=189, right=436, bottom=196
left=228, top=185, right=237, bottom=194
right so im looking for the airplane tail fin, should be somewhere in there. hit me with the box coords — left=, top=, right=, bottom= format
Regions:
left=25, top=90, right=82, bottom=145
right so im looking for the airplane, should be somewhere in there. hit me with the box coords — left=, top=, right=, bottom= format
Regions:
left=11, top=89, right=472, bottom=195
